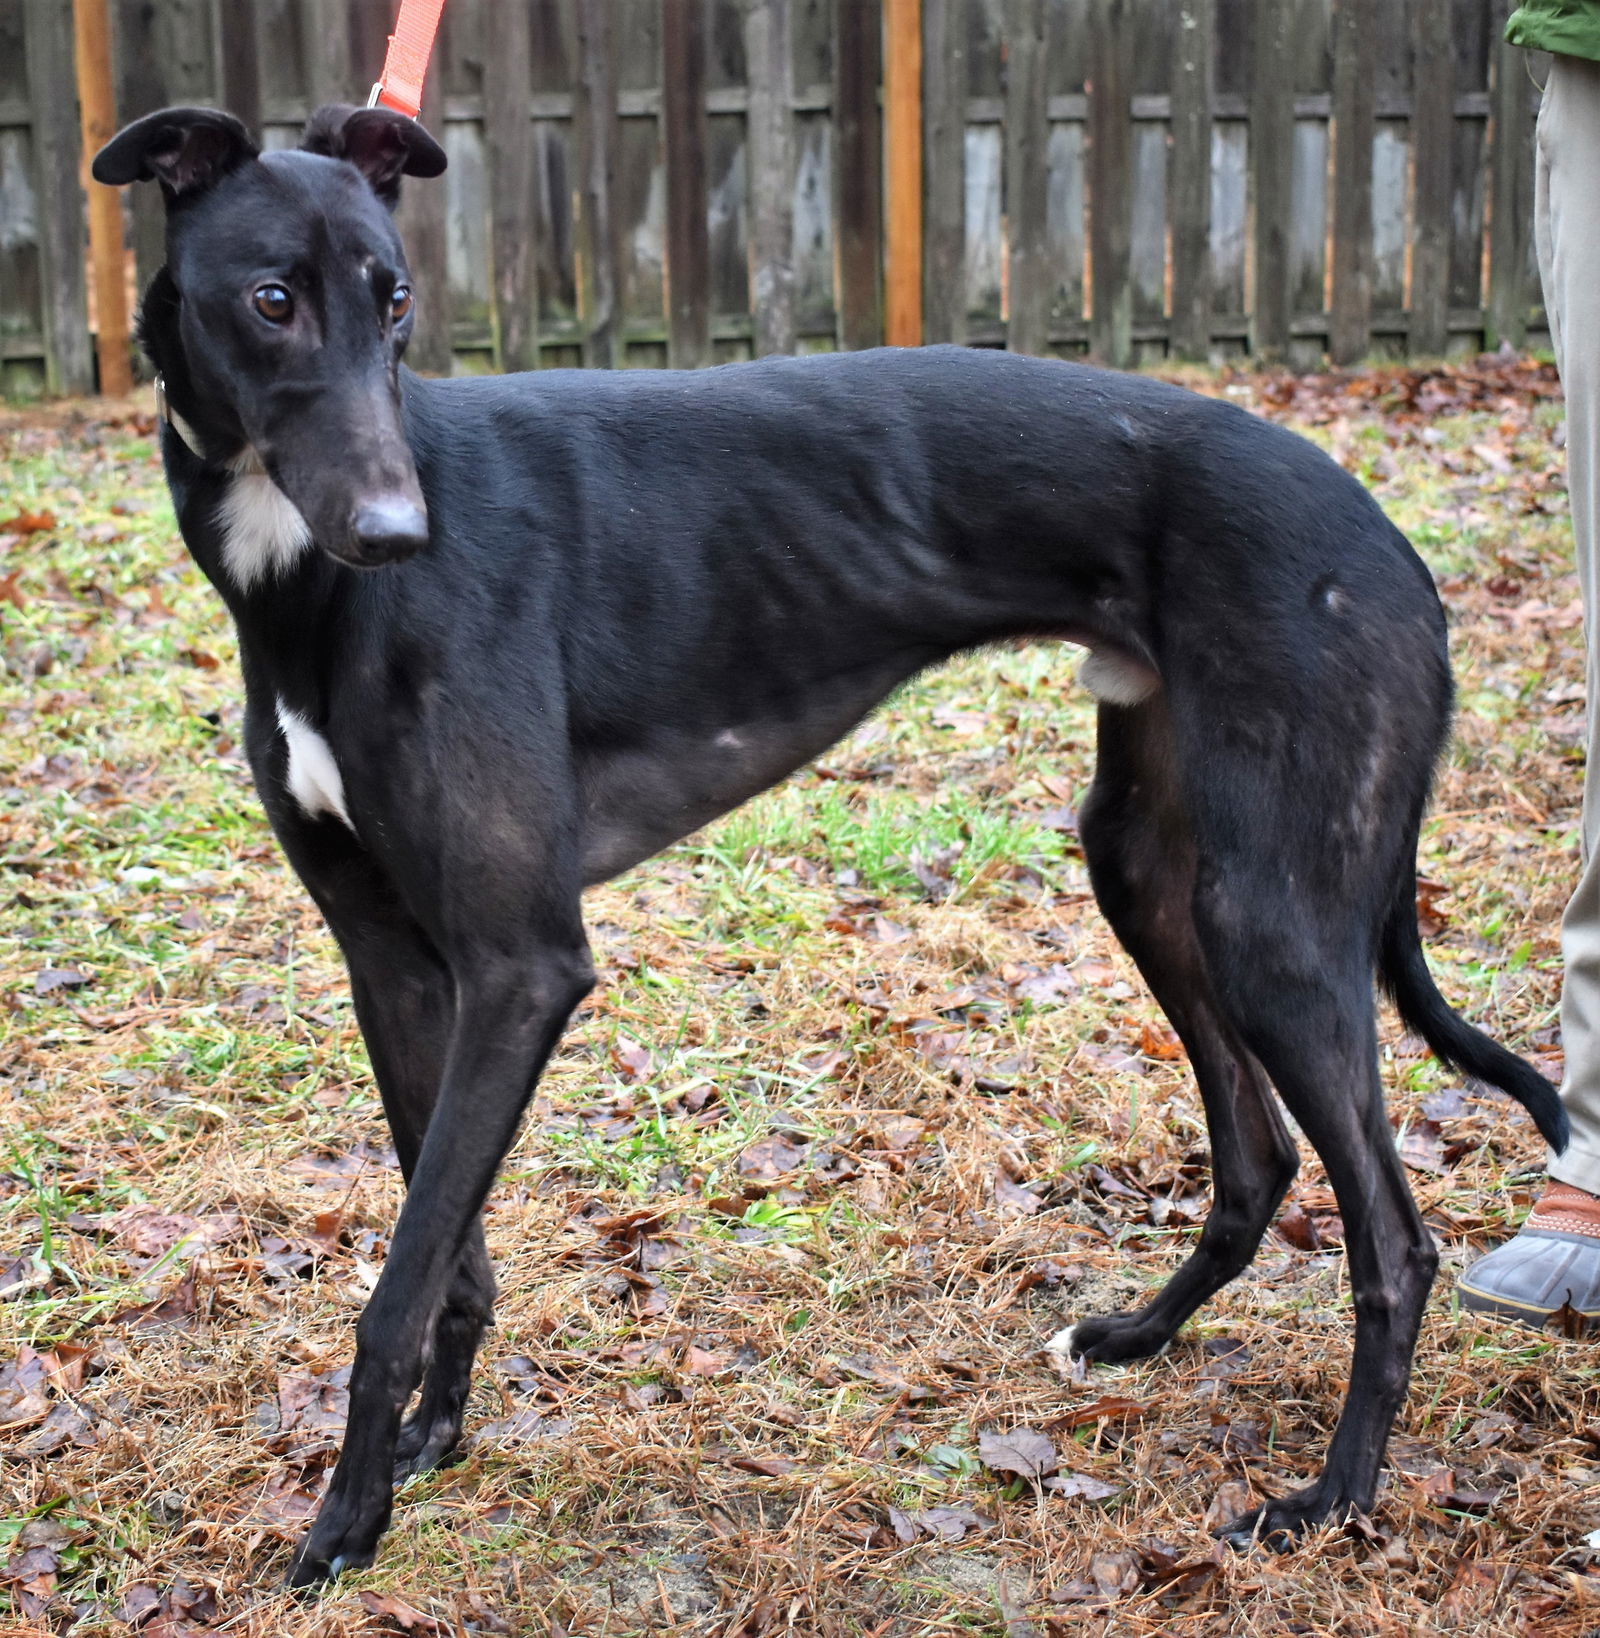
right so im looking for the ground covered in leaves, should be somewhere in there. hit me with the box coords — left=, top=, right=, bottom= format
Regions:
left=3, top=354, right=1599, bottom=1636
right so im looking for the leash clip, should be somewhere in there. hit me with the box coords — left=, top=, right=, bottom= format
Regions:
left=366, top=82, right=384, bottom=109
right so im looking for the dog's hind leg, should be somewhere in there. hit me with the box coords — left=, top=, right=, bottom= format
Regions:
left=1179, top=761, right=1438, bottom=1542
left=1066, top=699, right=1299, bottom=1364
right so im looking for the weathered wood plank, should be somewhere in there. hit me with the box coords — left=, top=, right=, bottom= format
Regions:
left=965, top=120, right=1001, bottom=329
left=396, top=51, right=452, bottom=373
left=1170, top=0, right=1214, bottom=359
left=1411, top=0, right=1453, bottom=355
left=1249, top=0, right=1293, bottom=358
left=215, top=0, right=261, bottom=134
left=1487, top=0, right=1534, bottom=348
left=1005, top=0, right=1049, bottom=354
left=885, top=0, right=922, bottom=344
left=28, top=0, right=92, bottom=393
left=1329, top=0, right=1374, bottom=362
left=301, top=0, right=351, bottom=107
left=1088, top=0, right=1131, bottom=365
left=833, top=0, right=880, bottom=348
left=575, top=0, right=621, bottom=367
left=484, top=0, right=535, bottom=371
left=921, top=0, right=963, bottom=342
left=746, top=0, right=795, bottom=355
left=793, top=112, right=833, bottom=337
left=664, top=0, right=710, bottom=366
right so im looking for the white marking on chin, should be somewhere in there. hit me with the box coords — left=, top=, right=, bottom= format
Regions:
left=276, top=701, right=355, bottom=832
left=1080, top=650, right=1160, bottom=707
left=219, top=448, right=312, bottom=589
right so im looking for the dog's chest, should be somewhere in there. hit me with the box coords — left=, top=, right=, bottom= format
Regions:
left=275, top=702, right=355, bottom=832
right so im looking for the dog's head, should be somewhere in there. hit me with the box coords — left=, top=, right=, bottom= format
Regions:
left=93, top=104, right=447, bottom=571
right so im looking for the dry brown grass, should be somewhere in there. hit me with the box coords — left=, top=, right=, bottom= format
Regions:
left=3, top=356, right=1598, bottom=1636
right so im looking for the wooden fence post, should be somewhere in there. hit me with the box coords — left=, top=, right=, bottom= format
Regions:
left=1487, top=0, right=1535, bottom=350
left=575, top=0, right=620, bottom=369
left=1004, top=0, right=1049, bottom=355
left=1089, top=0, right=1131, bottom=367
left=1329, top=0, right=1375, bottom=364
left=68, top=0, right=128, bottom=395
left=884, top=0, right=922, bottom=346
left=396, top=50, right=452, bottom=374
left=1169, top=0, right=1213, bottom=361
left=485, top=0, right=536, bottom=372
left=662, top=0, right=710, bottom=368
left=1249, top=0, right=1293, bottom=360
left=1410, top=0, right=1454, bottom=357
left=918, top=0, right=959, bottom=344
left=745, top=0, right=795, bottom=357
left=834, top=0, right=882, bottom=349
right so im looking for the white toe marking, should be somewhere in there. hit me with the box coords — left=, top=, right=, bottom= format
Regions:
left=1080, top=650, right=1159, bottom=707
left=1043, top=1322, right=1078, bottom=1358
left=219, top=448, right=312, bottom=589
left=276, top=701, right=355, bottom=832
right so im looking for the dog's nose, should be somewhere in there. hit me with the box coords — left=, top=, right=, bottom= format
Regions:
left=350, top=497, right=429, bottom=562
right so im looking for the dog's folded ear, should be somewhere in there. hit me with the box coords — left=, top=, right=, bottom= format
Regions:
left=300, top=104, right=447, bottom=209
left=91, top=106, right=258, bottom=198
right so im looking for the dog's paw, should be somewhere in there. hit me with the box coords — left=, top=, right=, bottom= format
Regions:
left=285, top=1491, right=391, bottom=1590
left=1214, top=1488, right=1348, bottom=1554
left=1052, top=1310, right=1172, bottom=1365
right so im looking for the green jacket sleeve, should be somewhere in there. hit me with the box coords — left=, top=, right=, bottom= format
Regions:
left=1506, top=0, right=1600, bottom=62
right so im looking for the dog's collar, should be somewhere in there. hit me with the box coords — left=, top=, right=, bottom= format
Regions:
left=154, top=374, right=206, bottom=462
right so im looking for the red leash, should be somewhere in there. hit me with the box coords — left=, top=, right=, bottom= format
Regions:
left=368, top=0, right=446, bottom=119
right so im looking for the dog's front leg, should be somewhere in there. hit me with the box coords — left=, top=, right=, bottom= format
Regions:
left=287, top=940, right=593, bottom=1587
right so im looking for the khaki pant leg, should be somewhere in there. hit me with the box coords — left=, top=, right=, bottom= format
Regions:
left=1541, top=57, right=1600, bottom=1189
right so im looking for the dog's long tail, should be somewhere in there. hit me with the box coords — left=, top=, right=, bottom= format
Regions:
left=1379, top=866, right=1569, bottom=1152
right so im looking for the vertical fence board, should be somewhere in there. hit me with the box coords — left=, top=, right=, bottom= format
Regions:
left=1411, top=0, right=1453, bottom=355
left=663, top=0, right=710, bottom=366
left=1487, top=0, right=1534, bottom=348
left=833, top=0, right=880, bottom=348
left=574, top=0, right=620, bottom=368
left=1329, top=0, right=1374, bottom=361
left=746, top=0, right=796, bottom=355
left=792, top=112, right=833, bottom=340
left=27, top=0, right=92, bottom=393
left=215, top=0, right=260, bottom=134
left=1088, top=0, right=1131, bottom=364
left=921, top=0, right=963, bottom=342
left=1170, top=0, right=1213, bottom=358
left=396, top=53, right=452, bottom=373
left=1250, top=0, right=1293, bottom=358
left=884, top=0, right=921, bottom=344
left=963, top=122, right=1001, bottom=330
left=301, top=0, right=351, bottom=106
left=484, top=0, right=535, bottom=371
left=1004, top=0, right=1049, bottom=354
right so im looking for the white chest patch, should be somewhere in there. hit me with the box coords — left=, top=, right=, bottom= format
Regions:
left=276, top=701, right=355, bottom=832
left=219, top=449, right=312, bottom=589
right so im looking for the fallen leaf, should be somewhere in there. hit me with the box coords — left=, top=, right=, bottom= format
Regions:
left=978, top=1425, right=1058, bottom=1479
left=359, top=1589, right=444, bottom=1631
left=1043, top=1470, right=1122, bottom=1501
left=1048, top=1395, right=1149, bottom=1432
left=738, top=1135, right=807, bottom=1179
left=909, top=1505, right=994, bottom=1542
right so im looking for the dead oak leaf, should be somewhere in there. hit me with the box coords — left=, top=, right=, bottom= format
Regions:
left=978, top=1425, right=1058, bottom=1480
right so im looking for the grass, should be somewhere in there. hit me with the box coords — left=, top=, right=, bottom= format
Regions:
left=2, top=354, right=1598, bottom=1636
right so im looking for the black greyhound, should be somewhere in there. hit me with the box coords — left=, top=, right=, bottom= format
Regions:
left=93, top=103, right=1567, bottom=1586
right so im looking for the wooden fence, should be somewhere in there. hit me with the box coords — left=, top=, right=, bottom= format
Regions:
left=0, top=0, right=1547, bottom=397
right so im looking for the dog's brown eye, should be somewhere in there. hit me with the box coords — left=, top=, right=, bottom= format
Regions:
left=253, top=284, right=293, bottom=323
left=391, top=286, right=412, bottom=322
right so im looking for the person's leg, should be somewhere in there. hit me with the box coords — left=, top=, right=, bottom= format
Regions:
left=1460, top=52, right=1600, bottom=1323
